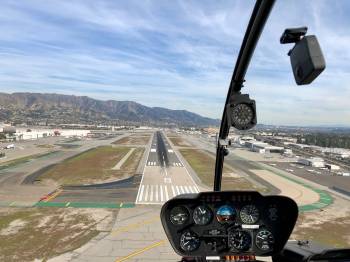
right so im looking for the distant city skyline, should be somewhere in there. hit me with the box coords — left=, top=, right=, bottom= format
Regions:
left=0, top=0, right=349, bottom=126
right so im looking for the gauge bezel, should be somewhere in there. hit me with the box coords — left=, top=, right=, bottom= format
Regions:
left=193, top=205, right=213, bottom=226
left=255, top=229, right=275, bottom=251
left=240, top=204, right=260, bottom=224
left=228, top=229, right=252, bottom=252
left=169, top=206, right=190, bottom=225
left=179, top=231, right=200, bottom=252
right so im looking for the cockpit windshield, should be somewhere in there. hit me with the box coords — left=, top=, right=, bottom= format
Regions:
left=0, top=1, right=349, bottom=262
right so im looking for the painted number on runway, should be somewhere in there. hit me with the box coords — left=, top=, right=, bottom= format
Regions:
left=164, top=177, right=172, bottom=183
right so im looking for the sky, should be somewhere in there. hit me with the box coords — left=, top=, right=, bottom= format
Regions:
left=0, top=0, right=349, bottom=126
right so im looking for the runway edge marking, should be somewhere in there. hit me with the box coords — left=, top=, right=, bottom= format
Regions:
left=135, top=133, right=153, bottom=204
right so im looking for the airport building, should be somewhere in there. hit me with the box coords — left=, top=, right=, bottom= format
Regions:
left=325, top=164, right=340, bottom=171
left=14, top=128, right=90, bottom=140
left=244, top=141, right=285, bottom=154
left=298, top=157, right=325, bottom=168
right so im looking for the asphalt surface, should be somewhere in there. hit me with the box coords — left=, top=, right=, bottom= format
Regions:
left=267, top=161, right=350, bottom=194
left=137, top=131, right=200, bottom=205
left=53, top=174, right=142, bottom=203
left=146, top=131, right=183, bottom=167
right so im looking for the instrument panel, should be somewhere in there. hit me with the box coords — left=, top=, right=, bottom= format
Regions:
left=161, top=191, right=298, bottom=257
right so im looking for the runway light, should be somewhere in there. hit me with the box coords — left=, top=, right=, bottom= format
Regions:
left=226, top=93, right=257, bottom=131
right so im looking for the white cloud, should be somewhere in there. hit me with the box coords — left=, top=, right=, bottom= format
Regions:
left=0, top=0, right=349, bottom=126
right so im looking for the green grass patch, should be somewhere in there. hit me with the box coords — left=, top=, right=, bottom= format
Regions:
left=39, top=146, right=144, bottom=185
left=180, top=149, right=261, bottom=191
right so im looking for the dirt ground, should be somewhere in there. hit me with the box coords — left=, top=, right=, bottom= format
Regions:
left=292, top=196, right=350, bottom=248
left=39, top=146, right=144, bottom=185
left=113, top=136, right=150, bottom=145
left=0, top=207, right=116, bottom=262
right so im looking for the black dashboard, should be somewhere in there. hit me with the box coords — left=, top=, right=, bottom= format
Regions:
left=161, top=191, right=298, bottom=257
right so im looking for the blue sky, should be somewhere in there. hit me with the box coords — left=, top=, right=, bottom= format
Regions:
left=0, top=0, right=349, bottom=126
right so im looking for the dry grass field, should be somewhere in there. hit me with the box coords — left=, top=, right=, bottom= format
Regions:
left=39, top=146, right=144, bottom=185
left=0, top=207, right=115, bottom=262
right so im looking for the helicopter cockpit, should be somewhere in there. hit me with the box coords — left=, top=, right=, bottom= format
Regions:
left=160, top=0, right=350, bottom=261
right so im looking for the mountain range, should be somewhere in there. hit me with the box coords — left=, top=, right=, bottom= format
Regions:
left=0, top=92, right=219, bottom=127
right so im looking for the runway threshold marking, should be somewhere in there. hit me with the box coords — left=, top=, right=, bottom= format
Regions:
left=115, top=240, right=166, bottom=262
left=111, top=215, right=159, bottom=237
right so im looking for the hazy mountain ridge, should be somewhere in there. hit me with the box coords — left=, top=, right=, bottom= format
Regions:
left=0, top=92, right=219, bottom=127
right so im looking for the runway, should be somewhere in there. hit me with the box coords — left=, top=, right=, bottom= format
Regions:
left=146, top=131, right=183, bottom=167
left=137, top=131, right=200, bottom=205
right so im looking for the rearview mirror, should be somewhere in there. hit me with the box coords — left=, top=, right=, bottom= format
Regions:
left=281, top=27, right=326, bottom=85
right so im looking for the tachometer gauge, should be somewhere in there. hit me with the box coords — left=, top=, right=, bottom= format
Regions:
left=240, top=204, right=259, bottom=224
left=228, top=230, right=252, bottom=251
left=193, top=205, right=212, bottom=225
left=180, top=231, right=200, bottom=252
left=255, top=230, right=275, bottom=251
left=216, top=205, right=236, bottom=224
left=170, top=206, right=189, bottom=225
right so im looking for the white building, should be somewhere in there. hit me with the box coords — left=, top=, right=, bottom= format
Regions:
left=325, top=164, right=340, bottom=171
left=14, top=128, right=90, bottom=140
left=245, top=141, right=284, bottom=154
left=298, top=157, right=325, bottom=168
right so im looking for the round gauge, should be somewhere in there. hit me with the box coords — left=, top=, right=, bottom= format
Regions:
left=255, top=230, right=275, bottom=251
left=180, top=231, right=200, bottom=252
left=216, top=205, right=236, bottom=224
left=231, top=103, right=254, bottom=129
left=240, top=204, right=259, bottom=224
left=228, top=230, right=252, bottom=251
left=170, top=206, right=189, bottom=225
left=193, top=205, right=212, bottom=225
